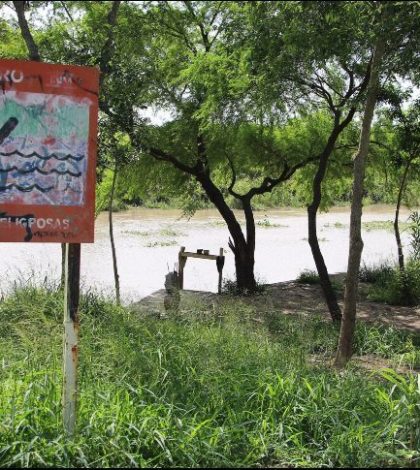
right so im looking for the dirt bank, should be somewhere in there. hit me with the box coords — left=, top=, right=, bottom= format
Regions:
left=132, top=277, right=420, bottom=333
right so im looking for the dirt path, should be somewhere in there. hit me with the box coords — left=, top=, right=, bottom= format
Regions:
left=132, top=278, right=420, bottom=333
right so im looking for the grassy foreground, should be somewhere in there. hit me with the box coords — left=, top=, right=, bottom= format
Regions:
left=0, top=285, right=419, bottom=468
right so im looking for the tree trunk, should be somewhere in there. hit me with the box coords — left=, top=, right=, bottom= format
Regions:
left=196, top=173, right=257, bottom=291
left=307, top=108, right=358, bottom=322
left=308, top=205, right=342, bottom=321
left=238, top=198, right=257, bottom=292
left=234, top=244, right=257, bottom=292
left=394, top=160, right=411, bottom=271
left=335, top=39, right=385, bottom=368
left=13, top=1, right=41, bottom=62
left=109, top=162, right=121, bottom=305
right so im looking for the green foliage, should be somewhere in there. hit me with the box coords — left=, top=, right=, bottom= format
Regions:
left=297, top=270, right=320, bottom=285
left=0, top=18, right=27, bottom=58
left=359, top=262, right=394, bottom=284
left=409, top=211, right=420, bottom=261
left=296, top=271, right=342, bottom=293
left=367, top=261, right=420, bottom=306
left=1, top=287, right=420, bottom=467
left=221, top=278, right=266, bottom=296
left=145, top=240, right=177, bottom=248
left=95, top=169, right=127, bottom=215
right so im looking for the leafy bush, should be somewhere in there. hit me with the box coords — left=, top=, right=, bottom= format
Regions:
left=409, top=211, right=420, bottom=260
left=368, top=260, right=420, bottom=306
left=359, top=262, right=394, bottom=284
left=297, top=270, right=320, bottom=284
left=296, top=270, right=342, bottom=294
left=221, top=278, right=266, bottom=295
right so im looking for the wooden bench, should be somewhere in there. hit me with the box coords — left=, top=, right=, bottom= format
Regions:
left=178, top=246, right=225, bottom=294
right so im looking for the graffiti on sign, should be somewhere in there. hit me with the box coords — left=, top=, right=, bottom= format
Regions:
left=0, top=60, right=99, bottom=243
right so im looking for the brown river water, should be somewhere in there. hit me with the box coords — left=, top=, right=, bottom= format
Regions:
left=0, top=205, right=414, bottom=303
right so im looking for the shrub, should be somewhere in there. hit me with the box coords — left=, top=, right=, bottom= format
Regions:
left=368, top=260, right=420, bottom=306
left=221, top=278, right=266, bottom=295
left=359, top=262, right=394, bottom=284
left=297, top=270, right=320, bottom=284
left=409, top=211, right=420, bottom=260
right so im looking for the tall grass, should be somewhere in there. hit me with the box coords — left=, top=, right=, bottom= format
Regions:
left=0, top=286, right=419, bottom=467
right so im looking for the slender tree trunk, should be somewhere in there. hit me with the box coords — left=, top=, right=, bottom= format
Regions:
left=12, top=1, right=41, bottom=62
left=109, top=162, right=120, bottom=305
left=335, top=39, right=385, bottom=368
left=307, top=127, right=343, bottom=322
left=308, top=205, right=342, bottom=321
left=394, top=160, right=411, bottom=271
left=237, top=198, right=257, bottom=291
left=196, top=173, right=257, bottom=291
left=307, top=109, right=358, bottom=322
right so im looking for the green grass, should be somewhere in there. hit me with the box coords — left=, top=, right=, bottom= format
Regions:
left=322, top=221, right=414, bottom=232
left=359, top=262, right=394, bottom=284
left=0, top=285, right=419, bottom=468
left=301, top=237, right=329, bottom=242
left=296, top=271, right=342, bottom=293
left=122, top=228, right=185, bottom=238
left=158, top=228, right=185, bottom=237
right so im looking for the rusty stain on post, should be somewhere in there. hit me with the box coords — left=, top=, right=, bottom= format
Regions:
left=63, top=243, right=81, bottom=435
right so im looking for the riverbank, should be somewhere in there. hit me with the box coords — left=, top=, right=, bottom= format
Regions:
left=133, top=275, right=420, bottom=335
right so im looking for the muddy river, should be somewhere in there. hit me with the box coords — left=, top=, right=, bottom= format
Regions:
left=0, top=205, right=414, bottom=302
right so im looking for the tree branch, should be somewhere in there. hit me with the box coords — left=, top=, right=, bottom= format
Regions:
left=157, top=7, right=198, bottom=55
left=13, top=0, right=41, bottom=61
left=244, top=156, right=318, bottom=200
left=99, top=0, right=121, bottom=83
left=147, top=146, right=198, bottom=176
left=60, top=1, right=74, bottom=23
left=182, top=1, right=211, bottom=52
left=225, top=151, right=243, bottom=200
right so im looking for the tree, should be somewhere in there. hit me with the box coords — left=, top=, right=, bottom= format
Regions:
left=335, top=37, right=385, bottom=367
left=369, top=104, right=420, bottom=271
left=335, top=1, right=420, bottom=367
left=111, top=1, right=324, bottom=292
left=222, top=1, right=373, bottom=316
left=389, top=106, right=420, bottom=271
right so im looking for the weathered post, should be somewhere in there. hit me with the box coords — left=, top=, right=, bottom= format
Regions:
left=217, top=248, right=225, bottom=294
left=178, top=246, right=186, bottom=289
left=63, top=243, right=81, bottom=435
left=164, top=270, right=180, bottom=312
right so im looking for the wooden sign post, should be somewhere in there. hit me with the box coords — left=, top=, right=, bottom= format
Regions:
left=63, top=243, right=81, bottom=435
left=0, top=59, right=99, bottom=435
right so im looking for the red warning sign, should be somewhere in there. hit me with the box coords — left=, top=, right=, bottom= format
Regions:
left=0, top=59, right=99, bottom=243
